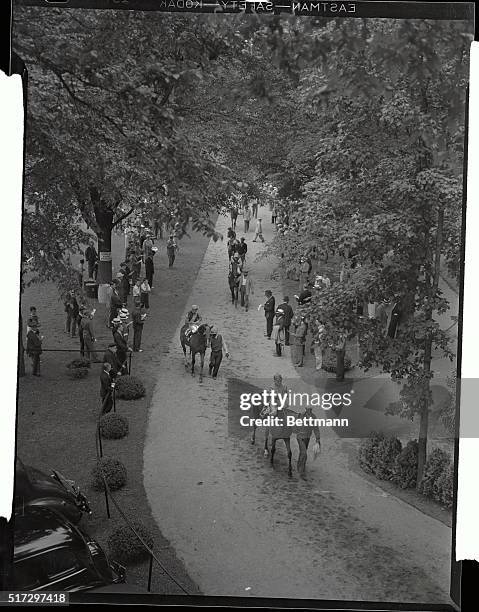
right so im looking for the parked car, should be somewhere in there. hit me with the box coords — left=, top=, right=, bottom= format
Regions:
left=13, top=507, right=125, bottom=592
left=15, top=459, right=91, bottom=524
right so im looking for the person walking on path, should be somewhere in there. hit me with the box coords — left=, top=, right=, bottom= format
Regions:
left=292, top=313, right=308, bottom=367
left=263, top=290, right=275, bottom=339
left=243, top=206, right=251, bottom=233
left=237, top=237, right=247, bottom=265
left=277, top=296, right=294, bottom=346
left=228, top=253, right=242, bottom=307
left=295, top=405, right=321, bottom=480
left=85, top=239, right=98, bottom=280
left=272, top=308, right=286, bottom=357
left=208, top=325, right=230, bottom=379
left=230, top=205, right=238, bottom=231
left=239, top=269, right=254, bottom=311
left=140, top=277, right=151, bottom=310
left=251, top=197, right=258, bottom=219
left=166, top=234, right=179, bottom=268
left=252, top=217, right=265, bottom=243
left=100, top=362, right=115, bottom=414
left=132, top=300, right=147, bottom=352
left=81, top=310, right=97, bottom=361
left=26, top=321, right=42, bottom=376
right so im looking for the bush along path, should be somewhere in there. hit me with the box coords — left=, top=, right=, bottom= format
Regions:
left=144, top=209, right=454, bottom=603
left=17, top=226, right=211, bottom=594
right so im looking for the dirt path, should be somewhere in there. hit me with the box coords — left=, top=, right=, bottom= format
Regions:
left=144, top=208, right=453, bottom=603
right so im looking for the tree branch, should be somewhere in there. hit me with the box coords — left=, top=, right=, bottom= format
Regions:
left=113, top=207, right=134, bottom=228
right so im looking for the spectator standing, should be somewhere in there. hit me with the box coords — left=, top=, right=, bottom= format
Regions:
left=277, top=296, right=294, bottom=345
left=272, top=308, right=286, bottom=357
left=142, top=234, right=154, bottom=260
left=112, top=317, right=131, bottom=375
left=64, top=293, right=74, bottom=335
left=251, top=197, right=258, bottom=219
left=71, top=293, right=79, bottom=337
left=26, top=321, right=42, bottom=376
left=208, top=325, right=230, bottom=379
left=109, top=280, right=122, bottom=326
left=312, top=319, right=327, bottom=371
left=230, top=205, right=238, bottom=231
left=145, top=255, right=154, bottom=288
left=132, top=301, right=147, bottom=352
left=263, top=290, right=275, bottom=339
left=140, top=277, right=151, bottom=310
left=103, top=345, right=122, bottom=377
left=132, top=279, right=141, bottom=304
left=100, top=362, right=115, bottom=414
left=81, top=310, right=97, bottom=361
left=26, top=306, right=39, bottom=334
left=77, top=259, right=85, bottom=289
left=292, top=313, right=308, bottom=367
left=77, top=305, right=86, bottom=356
left=85, top=239, right=98, bottom=280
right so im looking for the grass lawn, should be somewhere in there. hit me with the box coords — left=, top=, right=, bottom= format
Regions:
left=16, top=226, right=213, bottom=594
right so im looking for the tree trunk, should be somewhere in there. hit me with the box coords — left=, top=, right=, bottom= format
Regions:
left=90, top=188, right=114, bottom=285
left=417, top=206, right=444, bottom=488
left=18, top=313, right=25, bottom=377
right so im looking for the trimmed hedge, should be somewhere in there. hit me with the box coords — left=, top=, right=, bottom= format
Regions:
left=419, top=448, right=450, bottom=497
left=66, top=357, right=91, bottom=379
left=391, top=440, right=418, bottom=489
left=433, top=462, right=454, bottom=509
left=99, top=413, right=129, bottom=440
left=321, top=352, right=352, bottom=373
left=358, top=431, right=386, bottom=474
left=358, top=432, right=401, bottom=481
left=107, top=522, right=154, bottom=563
left=91, top=458, right=127, bottom=491
left=114, top=375, right=146, bottom=400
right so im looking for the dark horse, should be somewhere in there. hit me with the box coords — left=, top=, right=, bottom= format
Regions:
left=250, top=394, right=298, bottom=478
left=180, top=323, right=210, bottom=382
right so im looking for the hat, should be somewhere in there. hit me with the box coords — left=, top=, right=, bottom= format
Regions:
left=112, top=317, right=121, bottom=325
left=116, top=272, right=124, bottom=279
left=210, top=325, right=218, bottom=335
left=191, top=305, right=199, bottom=311
left=233, top=252, right=239, bottom=259
left=120, top=308, right=129, bottom=316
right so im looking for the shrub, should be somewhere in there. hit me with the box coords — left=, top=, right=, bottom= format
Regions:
left=434, top=462, right=454, bottom=509
left=99, top=413, right=129, bottom=440
left=107, top=522, right=154, bottom=563
left=358, top=431, right=386, bottom=474
left=68, top=367, right=89, bottom=379
left=114, top=375, right=146, bottom=400
left=372, top=436, right=402, bottom=481
left=91, top=458, right=127, bottom=491
left=66, top=358, right=91, bottom=369
left=419, top=448, right=451, bottom=498
left=392, top=440, right=418, bottom=489
left=321, top=353, right=352, bottom=373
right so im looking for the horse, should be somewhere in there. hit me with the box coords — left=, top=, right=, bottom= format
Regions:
left=250, top=390, right=299, bottom=478
left=179, top=323, right=210, bottom=382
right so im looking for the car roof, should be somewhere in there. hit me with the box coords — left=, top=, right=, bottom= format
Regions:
left=14, top=508, right=81, bottom=560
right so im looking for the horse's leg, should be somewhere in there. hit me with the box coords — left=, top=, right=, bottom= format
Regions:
left=191, top=350, right=195, bottom=377
left=181, top=342, right=188, bottom=368
left=251, top=422, right=256, bottom=445
left=264, top=427, right=269, bottom=456
left=199, top=351, right=204, bottom=383
left=285, top=438, right=293, bottom=477
left=270, top=438, right=276, bottom=465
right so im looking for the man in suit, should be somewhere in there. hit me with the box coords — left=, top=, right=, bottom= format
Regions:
left=100, top=362, right=115, bottom=414
left=239, top=269, right=254, bottom=311
left=26, top=321, right=42, bottom=376
left=85, top=239, right=98, bottom=280
left=112, top=317, right=130, bottom=374
left=277, top=296, right=294, bottom=345
left=208, top=325, right=230, bottom=379
left=263, top=290, right=275, bottom=339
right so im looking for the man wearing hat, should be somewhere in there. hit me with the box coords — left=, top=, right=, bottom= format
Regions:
left=237, top=237, right=248, bottom=265
left=112, top=317, right=130, bottom=375
left=228, top=253, right=242, bottom=307
left=132, top=300, right=147, bottom=352
left=277, top=296, right=294, bottom=345
left=109, top=279, right=122, bottom=326
left=272, top=308, right=286, bottom=357
left=239, top=269, right=254, bottom=311
left=81, top=310, right=97, bottom=361
left=185, top=305, right=202, bottom=326
left=263, top=290, right=275, bottom=339
left=100, top=362, right=115, bottom=414
left=26, top=320, right=42, bottom=376
left=208, top=326, right=230, bottom=379
left=103, top=344, right=122, bottom=377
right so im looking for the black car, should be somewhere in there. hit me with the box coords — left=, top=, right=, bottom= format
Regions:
left=13, top=507, right=125, bottom=592
left=15, top=459, right=91, bottom=524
